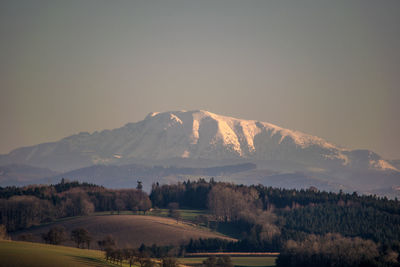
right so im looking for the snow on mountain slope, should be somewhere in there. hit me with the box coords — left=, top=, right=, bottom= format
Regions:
left=0, top=110, right=397, bottom=173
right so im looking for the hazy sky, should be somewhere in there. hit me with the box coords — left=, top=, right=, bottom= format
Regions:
left=1, top=0, right=399, bottom=159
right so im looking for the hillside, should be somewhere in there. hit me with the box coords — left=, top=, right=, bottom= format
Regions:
left=0, top=240, right=113, bottom=267
left=12, top=215, right=235, bottom=249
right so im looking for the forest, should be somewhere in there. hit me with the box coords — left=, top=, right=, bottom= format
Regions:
left=0, top=179, right=151, bottom=231
left=1, top=178, right=400, bottom=266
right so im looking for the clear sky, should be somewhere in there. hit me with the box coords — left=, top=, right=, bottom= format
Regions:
left=1, top=0, right=399, bottom=159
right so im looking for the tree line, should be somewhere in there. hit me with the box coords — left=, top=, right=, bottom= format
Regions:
left=0, top=179, right=151, bottom=231
left=276, top=233, right=400, bottom=267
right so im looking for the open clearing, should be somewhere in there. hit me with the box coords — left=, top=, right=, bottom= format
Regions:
left=95, top=209, right=207, bottom=222
left=12, top=215, right=235, bottom=249
left=0, top=240, right=116, bottom=267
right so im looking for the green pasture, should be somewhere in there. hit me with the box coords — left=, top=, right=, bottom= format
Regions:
left=147, top=208, right=207, bottom=221
left=94, top=209, right=207, bottom=222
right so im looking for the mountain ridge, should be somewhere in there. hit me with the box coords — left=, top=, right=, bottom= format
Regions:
left=0, top=110, right=396, bottom=173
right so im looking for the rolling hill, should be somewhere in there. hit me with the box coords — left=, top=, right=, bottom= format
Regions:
left=0, top=240, right=113, bottom=267
left=12, top=215, right=235, bottom=249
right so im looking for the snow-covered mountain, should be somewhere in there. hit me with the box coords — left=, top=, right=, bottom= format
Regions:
left=0, top=110, right=397, bottom=173
left=1, top=110, right=399, bottom=196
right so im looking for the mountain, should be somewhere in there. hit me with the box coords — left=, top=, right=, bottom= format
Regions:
left=0, top=110, right=398, bottom=196
left=0, top=164, right=58, bottom=186
left=0, top=110, right=397, bottom=172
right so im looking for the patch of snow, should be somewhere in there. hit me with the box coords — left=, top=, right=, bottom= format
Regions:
left=214, top=119, right=242, bottom=155
left=169, top=114, right=183, bottom=124
left=147, top=112, right=160, bottom=118
left=238, top=120, right=262, bottom=152
left=191, top=117, right=200, bottom=144
left=323, top=151, right=350, bottom=165
left=370, top=159, right=398, bottom=171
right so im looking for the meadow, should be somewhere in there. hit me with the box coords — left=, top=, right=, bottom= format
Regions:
left=0, top=240, right=116, bottom=267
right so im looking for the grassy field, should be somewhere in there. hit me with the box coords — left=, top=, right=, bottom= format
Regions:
left=12, top=214, right=235, bottom=249
left=0, top=240, right=119, bottom=267
left=179, top=257, right=276, bottom=267
left=94, top=209, right=207, bottom=222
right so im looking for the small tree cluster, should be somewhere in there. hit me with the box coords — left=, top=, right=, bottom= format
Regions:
left=207, top=184, right=261, bottom=222
left=203, top=256, right=233, bottom=267
left=105, top=248, right=160, bottom=267
left=162, top=257, right=178, bottom=267
left=97, top=235, right=116, bottom=250
left=167, top=202, right=181, bottom=222
left=41, top=226, right=66, bottom=245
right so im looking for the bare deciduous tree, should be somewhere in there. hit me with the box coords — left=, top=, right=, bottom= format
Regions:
left=0, top=224, right=8, bottom=240
left=71, top=227, right=92, bottom=249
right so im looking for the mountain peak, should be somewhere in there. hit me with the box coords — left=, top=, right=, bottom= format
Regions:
left=143, top=110, right=337, bottom=149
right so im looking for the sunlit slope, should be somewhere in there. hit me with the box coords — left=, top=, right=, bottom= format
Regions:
left=0, top=240, right=113, bottom=267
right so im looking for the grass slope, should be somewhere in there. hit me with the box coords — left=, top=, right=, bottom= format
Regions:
left=13, top=215, right=234, bottom=249
left=0, top=240, right=116, bottom=267
left=95, top=209, right=207, bottom=222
